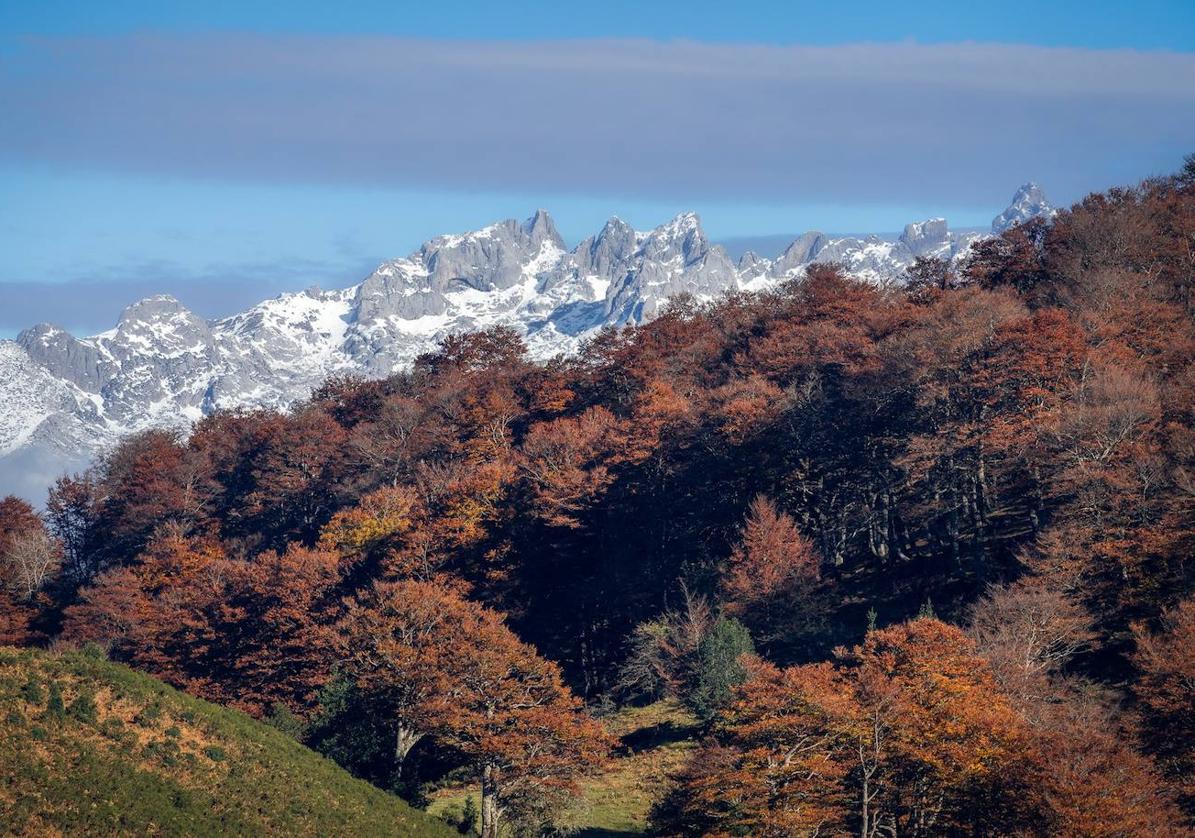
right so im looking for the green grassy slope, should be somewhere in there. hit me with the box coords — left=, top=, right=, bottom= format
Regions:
left=0, top=646, right=454, bottom=837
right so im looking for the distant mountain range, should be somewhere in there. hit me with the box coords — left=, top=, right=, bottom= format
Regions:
left=0, top=184, right=1055, bottom=500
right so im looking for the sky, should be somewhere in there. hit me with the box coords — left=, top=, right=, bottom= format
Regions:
left=1, top=1, right=1193, bottom=335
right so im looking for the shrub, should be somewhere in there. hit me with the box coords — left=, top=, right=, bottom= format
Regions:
left=264, top=702, right=305, bottom=740
left=144, top=738, right=181, bottom=767
left=458, top=796, right=479, bottom=835
left=686, top=618, right=754, bottom=720
left=44, top=682, right=65, bottom=721
left=134, top=701, right=162, bottom=727
left=20, top=677, right=43, bottom=705
left=80, top=643, right=107, bottom=661
left=100, top=718, right=127, bottom=740
left=67, top=691, right=98, bottom=724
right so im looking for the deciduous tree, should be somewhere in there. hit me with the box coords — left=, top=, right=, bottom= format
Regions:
left=657, top=619, right=1039, bottom=837
left=723, top=495, right=823, bottom=656
left=64, top=533, right=341, bottom=714
left=341, top=577, right=611, bottom=836
left=0, top=497, right=60, bottom=644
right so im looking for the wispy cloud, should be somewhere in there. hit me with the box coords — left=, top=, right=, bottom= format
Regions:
left=2, top=36, right=1192, bottom=205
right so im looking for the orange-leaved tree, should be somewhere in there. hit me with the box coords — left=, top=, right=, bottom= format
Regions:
left=655, top=618, right=1039, bottom=837
left=970, top=577, right=1187, bottom=835
left=64, top=532, right=341, bottom=714
left=652, top=658, right=850, bottom=837
left=338, top=577, right=465, bottom=778
left=340, top=577, right=611, bottom=837
left=0, top=496, right=61, bottom=645
left=722, top=495, right=824, bottom=657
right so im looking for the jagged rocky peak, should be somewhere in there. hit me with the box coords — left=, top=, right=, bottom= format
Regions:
left=992, top=183, right=1056, bottom=234
left=17, top=322, right=70, bottom=350
left=773, top=231, right=828, bottom=275
left=117, top=294, right=195, bottom=325
left=423, top=209, right=564, bottom=255
left=419, top=210, right=566, bottom=294
left=603, top=212, right=739, bottom=326
left=597, top=215, right=636, bottom=242
left=737, top=250, right=772, bottom=284
left=576, top=216, right=638, bottom=278
left=737, top=249, right=766, bottom=270
left=110, top=295, right=214, bottom=357
left=639, top=212, right=711, bottom=265
left=899, top=218, right=950, bottom=256
left=357, top=212, right=558, bottom=323
left=522, top=208, right=564, bottom=249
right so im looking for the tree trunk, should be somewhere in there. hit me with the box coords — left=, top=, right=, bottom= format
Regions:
left=480, top=763, right=500, bottom=838
left=394, top=723, right=423, bottom=780
left=860, top=772, right=870, bottom=838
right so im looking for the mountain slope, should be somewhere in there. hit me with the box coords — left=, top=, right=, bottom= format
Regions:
left=0, top=185, right=1054, bottom=500
left=0, top=646, right=454, bottom=837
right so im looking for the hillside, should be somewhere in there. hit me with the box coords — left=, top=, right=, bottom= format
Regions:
left=0, top=645, right=454, bottom=837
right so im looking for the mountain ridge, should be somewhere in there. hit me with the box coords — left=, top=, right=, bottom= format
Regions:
left=0, top=184, right=1055, bottom=501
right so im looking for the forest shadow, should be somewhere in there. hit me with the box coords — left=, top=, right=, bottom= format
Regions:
left=619, top=718, right=702, bottom=753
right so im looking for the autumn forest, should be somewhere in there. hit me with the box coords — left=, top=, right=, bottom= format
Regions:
left=4, top=161, right=1195, bottom=836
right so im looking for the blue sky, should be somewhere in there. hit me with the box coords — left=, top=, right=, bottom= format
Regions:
left=5, top=1, right=1194, bottom=49
left=1, top=1, right=1193, bottom=335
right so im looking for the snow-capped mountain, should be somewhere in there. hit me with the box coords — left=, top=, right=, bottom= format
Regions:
left=0, top=185, right=1054, bottom=500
